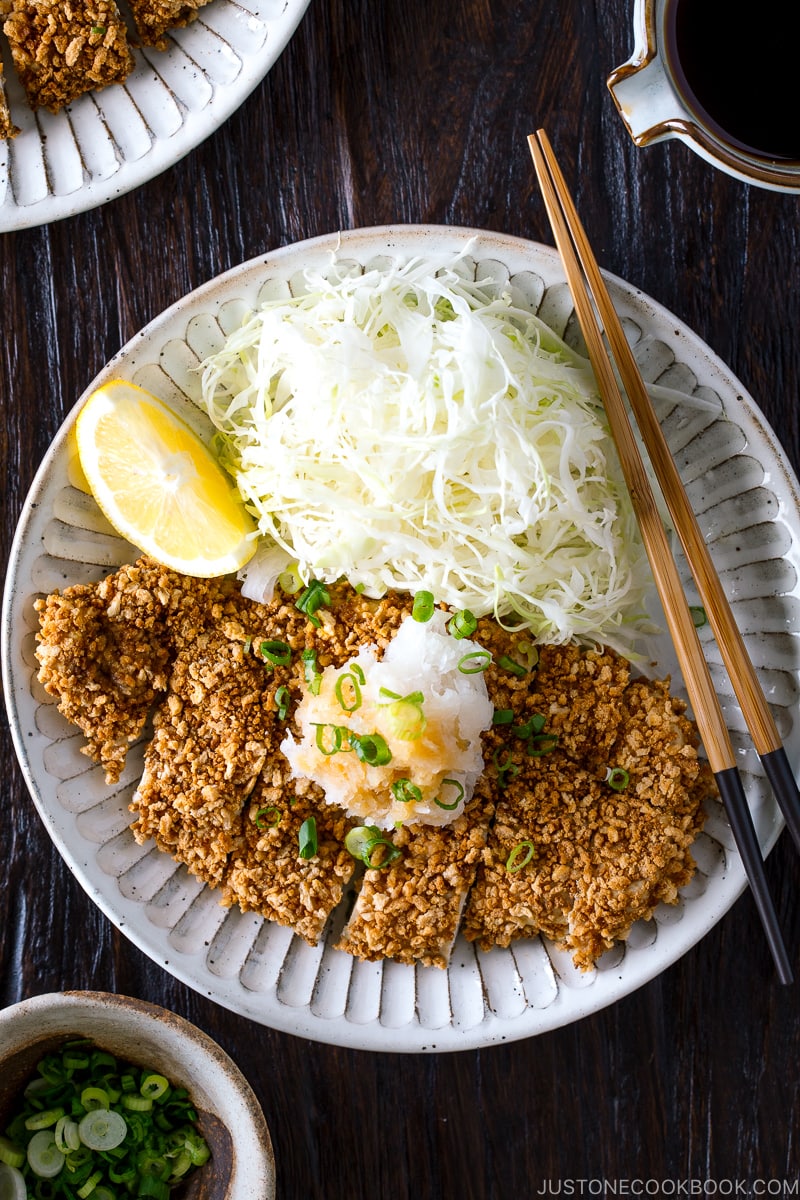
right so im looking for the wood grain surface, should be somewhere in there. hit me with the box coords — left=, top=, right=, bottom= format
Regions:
left=1, top=0, right=798, bottom=1194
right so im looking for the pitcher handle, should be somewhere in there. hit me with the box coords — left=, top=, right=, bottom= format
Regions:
left=607, top=55, right=687, bottom=146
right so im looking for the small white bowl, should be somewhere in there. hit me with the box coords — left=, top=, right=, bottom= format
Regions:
left=0, top=991, right=276, bottom=1199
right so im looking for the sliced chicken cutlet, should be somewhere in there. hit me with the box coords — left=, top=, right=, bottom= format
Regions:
left=0, top=62, right=18, bottom=138
left=126, top=0, right=213, bottom=49
left=462, top=672, right=711, bottom=969
left=335, top=772, right=496, bottom=969
left=3, top=0, right=134, bottom=112
left=224, top=770, right=356, bottom=946
left=34, top=560, right=184, bottom=782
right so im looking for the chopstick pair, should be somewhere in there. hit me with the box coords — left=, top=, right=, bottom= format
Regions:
left=528, top=128, right=796, bottom=985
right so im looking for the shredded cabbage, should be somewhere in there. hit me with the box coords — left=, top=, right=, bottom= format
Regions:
left=198, top=254, right=651, bottom=651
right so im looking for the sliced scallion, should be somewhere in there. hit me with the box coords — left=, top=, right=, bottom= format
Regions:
left=605, top=766, right=630, bottom=791
left=0, top=1138, right=25, bottom=1170
left=493, top=749, right=519, bottom=789
left=457, top=650, right=492, bottom=674
left=295, top=580, right=330, bottom=627
left=352, top=732, right=392, bottom=766
left=298, top=816, right=318, bottom=859
left=514, top=713, right=546, bottom=739
left=378, top=689, right=426, bottom=740
left=527, top=733, right=559, bottom=756
left=302, top=647, right=323, bottom=695
left=275, top=684, right=290, bottom=719
left=335, top=672, right=362, bottom=713
left=26, top=1132, right=64, bottom=1179
left=412, top=591, right=435, bottom=621
left=313, top=722, right=344, bottom=756
left=0, top=1163, right=26, bottom=1200
left=391, top=778, right=423, bottom=804
left=498, top=654, right=527, bottom=678
left=255, top=806, right=281, bottom=830
left=506, top=841, right=536, bottom=873
left=434, top=778, right=465, bottom=810
left=344, top=825, right=401, bottom=869
left=448, top=608, right=478, bottom=639
left=259, top=639, right=291, bottom=666
left=23, top=1109, right=64, bottom=1132
left=492, top=708, right=514, bottom=726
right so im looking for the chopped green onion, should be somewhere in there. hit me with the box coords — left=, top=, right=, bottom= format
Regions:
left=412, top=590, right=435, bottom=622
left=259, top=639, right=291, bottom=666
left=54, top=1117, right=81, bottom=1155
left=344, top=825, right=402, bottom=868
left=506, top=841, right=536, bottom=873
left=0, top=1163, right=25, bottom=1199
left=605, top=766, right=630, bottom=791
left=514, top=713, right=546, bottom=739
left=434, top=778, right=465, bottom=810
left=0, top=1138, right=25, bottom=1170
left=80, top=1088, right=109, bottom=1112
left=493, top=749, right=519, bottom=789
left=278, top=563, right=303, bottom=594
left=313, top=722, right=345, bottom=755
left=4, top=1043, right=212, bottom=1195
left=243, top=635, right=253, bottom=653
left=335, top=672, right=362, bottom=712
left=298, top=816, right=318, bottom=859
left=274, top=684, right=290, bottom=719
left=458, top=650, right=492, bottom=674
left=26, top=1131, right=64, bottom=1179
left=689, top=605, right=707, bottom=628
left=352, top=732, right=392, bottom=766
left=90, top=24, right=105, bottom=33
left=24, top=1109, right=64, bottom=1131
left=492, top=708, right=514, bottom=726
left=78, top=1109, right=127, bottom=1152
left=391, top=778, right=423, bottom=804
left=378, top=689, right=426, bottom=740
left=295, top=580, right=330, bottom=627
left=301, top=648, right=322, bottom=695
left=527, top=733, right=559, bottom=756
left=136, top=1178, right=170, bottom=1200
left=77, top=1170, right=104, bottom=1198
left=498, top=654, right=527, bottom=677
left=448, top=608, right=478, bottom=639
left=64, top=1050, right=91, bottom=1070
left=350, top=663, right=366, bottom=684
left=255, top=806, right=281, bottom=830
left=516, top=640, right=539, bottom=670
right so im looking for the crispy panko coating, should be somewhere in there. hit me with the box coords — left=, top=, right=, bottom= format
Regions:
left=335, top=772, right=496, bottom=969
left=0, top=63, right=18, bottom=139
left=126, top=0, right=212, bottom=49
left=3, top=0, right=134, bottom=112
left=226, top=771, right=355, bottom=946
left=461, top=672, right=712, bottom=969
left=36, top=561, right=711, bottom=969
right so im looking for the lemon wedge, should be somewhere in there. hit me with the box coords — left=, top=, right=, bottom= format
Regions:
left=75, top=379, right=257, bottom=577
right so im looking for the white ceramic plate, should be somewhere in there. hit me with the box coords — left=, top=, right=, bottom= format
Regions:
left=0, top=0, right=310, bottom=231
left=4, top=226, right=800, bottom=1051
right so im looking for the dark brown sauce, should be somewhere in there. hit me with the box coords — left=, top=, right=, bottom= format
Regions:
left=664, top=0, right=800, bottom=162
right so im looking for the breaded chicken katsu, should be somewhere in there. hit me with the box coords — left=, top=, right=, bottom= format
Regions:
left=0, top=62, right=17, bottom=137
left=3, top=0, right=134, bottom=111
left=0, top=0, right=213, bottom=128
left=35, top=558, right=712, bottom=970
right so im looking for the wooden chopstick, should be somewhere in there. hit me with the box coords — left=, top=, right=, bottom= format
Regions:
left=528, top=128, right=793, bottom=984
left=532, top=132, right=800, bottom=860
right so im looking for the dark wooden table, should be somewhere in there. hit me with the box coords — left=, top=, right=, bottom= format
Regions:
left=2, top=0, right=799, bottom=1193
